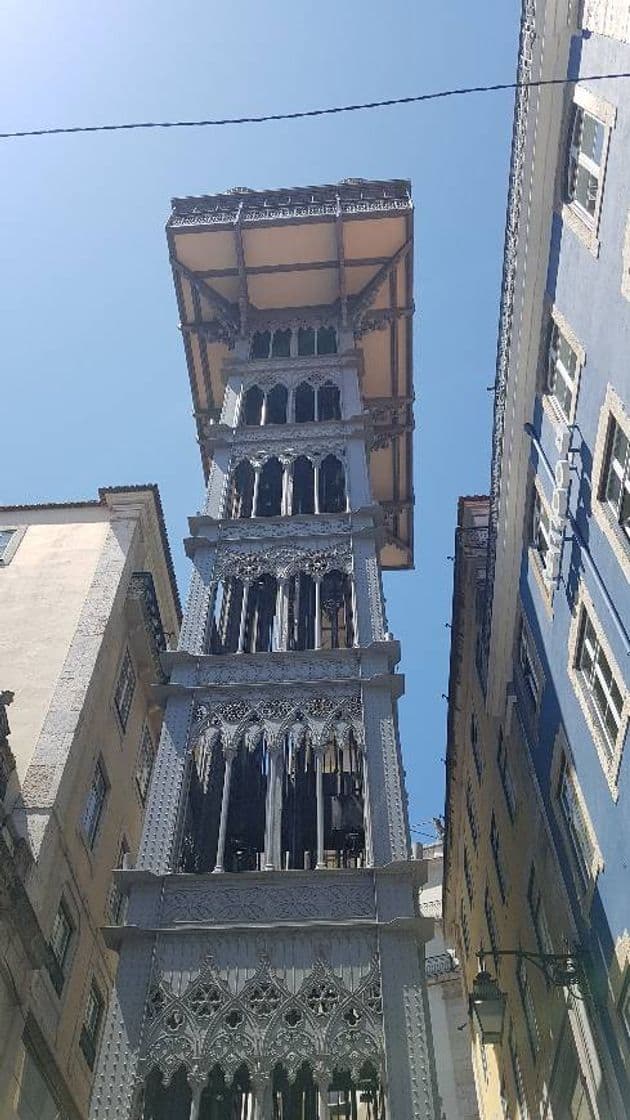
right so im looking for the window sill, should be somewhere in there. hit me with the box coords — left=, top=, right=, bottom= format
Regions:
left=528, top=548, right=555, bottom=618
left=560, top=203, right=600, bottom=258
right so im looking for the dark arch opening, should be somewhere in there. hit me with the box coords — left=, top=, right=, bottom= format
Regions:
left=317, top=380, right=341, bottom=421
left=297, top=327, right=315, bottom=356
left=225, top=733, right=267, bottom=871
left=241, top=384, right=264, bottom=425
left=208, top=578, right=244, bottom=655
left=317, top=326, right=338, bottom=355
left=288, top=573, right=316, bottom=651
left=329, top=1061, right=384, bottom=1119
left=250, top=331, right=271, bottom=360
left=320, top=570, right=354, bottom=649
left=243, top=573, right=278, bottom=653
left=266, top=383, right=288, bottom=425
left=229, top=460, right=255, bottom=519
left=142, top=1067, right=191, bottom=1120
left=272, top=1063, right=318, bottom=1119
left=319, top=454, right=346, bottom=513
left=292, top=456, right=315, bottom=515
left=271, top=328, right=291, bottom=358
left=256, top=458, right=283, bottom=517
left=199, top=1064, right=253, bottom=1117
left=295, top=381, right=315, bottom=424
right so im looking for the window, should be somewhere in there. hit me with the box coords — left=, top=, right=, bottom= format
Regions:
left=470, top=712, right=483, bottom=779
left=82, top=759, right=107, bottom=848
left=547, top=320, right=580, bottom=423
left=518, top=619, right=541, bottom=708
left=463, top=845, right=474, bottom=907
left=0, top=526, right=25, bottom=566
left=465, top=780, right=479, bottom=850
left=460, top=899, right=471, bottom=956
left=107, top=837, right=129, bottom=925
left=567, top=106, right=606, bottom=225
left=484, top=886, right=499, bottom=966
left=136, top=726, right=155, bottom=803
left=48, top=900, right=74, bottom=995
left=497, top=730, right=517, bottom=821
left=558, top=755, right=596, bottom=887
left=527, top=865, right=553, bottom=961
left=79, top=980, right=104, bottom=1069
left=509, top=1023, right=529, bottom=1119
left=490, top=814, right=508, bottom=902
left=603, top=416, right=630, bottom=543
left=114, top=649, right=136, bottom=731
left=0, top=529, right=16, bottom=561
left=517, top=957, right=540, bottom=1058
left=575, top=605, right=624, bottom=755
left=531, top=489, right=552, bottom=569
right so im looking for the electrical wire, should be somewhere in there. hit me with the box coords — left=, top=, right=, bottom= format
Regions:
left=2, top=72, right=630, bottom=141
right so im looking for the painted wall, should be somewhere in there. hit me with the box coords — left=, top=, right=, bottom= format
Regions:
left=519, top=27, right=630, bottom=1091
left=0, top=513, right=108, bottom=781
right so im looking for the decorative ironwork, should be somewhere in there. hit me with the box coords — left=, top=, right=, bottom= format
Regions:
left=479, top=0, right=537, bottom=688
left=128, top=571, right=168, bottom=681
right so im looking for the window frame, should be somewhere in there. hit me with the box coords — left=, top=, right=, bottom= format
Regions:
left=568, top=582, right=628, bottom=795
left=484, top=885, right=499, bottom=968
left=603, top=415, right=630, bottom=544
left=592, top=385, right=630, bottom=579
left=79, top=979, right=105, bottom=1070
left=114, top=648, right=136, bottom=732
left=490, top=812, right=508, bottom=902
left=107, top=836, right=130, bottom=925
left=470, top=711, right=483, bottom=780
left=517, top=615, right=543, bottom=712
left=516, top=956, right=540, bottom=1059
left=545, top=309, right=584, bottom=426
left=497, top=729, right=517, bottom=822
left=0, top=525, right=26, bottom=567
left=561, top=86, right=615, bottom=255
left=550, top=730, right=603, bottom=905
left=81, top=757, right=108, bottom=850
left=465, top=779, right=479, bottom=850
left=135, top=724, right=155, bottom=804
left=48, top=898, right=74, bottom=996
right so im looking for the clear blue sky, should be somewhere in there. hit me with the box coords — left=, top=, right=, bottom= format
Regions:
left=1, top=0, right=520, bottom=837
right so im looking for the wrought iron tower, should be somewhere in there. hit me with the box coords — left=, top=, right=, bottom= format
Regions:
left=90, top=181, right=438, bottom=1119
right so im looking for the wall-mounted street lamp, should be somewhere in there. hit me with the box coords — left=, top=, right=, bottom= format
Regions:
left=469, top=947, right=585, bottom=1046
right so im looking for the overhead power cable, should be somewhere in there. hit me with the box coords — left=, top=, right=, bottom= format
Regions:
left=2, top=72, right=630, bottom=141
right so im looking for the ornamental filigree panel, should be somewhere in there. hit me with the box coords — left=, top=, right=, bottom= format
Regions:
left=139, top=953, right=384, bottom=1087
left=161, top=877, right=375, bottom=924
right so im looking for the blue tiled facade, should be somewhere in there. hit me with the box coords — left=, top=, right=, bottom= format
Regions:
left=517, top=23, right=630, bottom=1111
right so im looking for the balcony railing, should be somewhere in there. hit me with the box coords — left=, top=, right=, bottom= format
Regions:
left=425, top=952, right=459, bottom=979
left=128, top=572, right=168, bottom=683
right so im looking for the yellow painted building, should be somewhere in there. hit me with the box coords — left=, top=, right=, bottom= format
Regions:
left=443, top=498, right=611, bottom=1118
left=0, top=486, right=180, bottom=1120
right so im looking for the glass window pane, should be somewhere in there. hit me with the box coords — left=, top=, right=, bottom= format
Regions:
left=574, top=165, right=599, bottom=216
left=580, top=112, right=605, bottom=165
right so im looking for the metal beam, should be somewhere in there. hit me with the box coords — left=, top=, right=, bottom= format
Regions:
left=170, top=257, right=239, bottom=334
left=233, top=203, right=250, bottom=338
left=335, top=195, right=348, bottom=328
left=350, top=238, right=412, bottom=326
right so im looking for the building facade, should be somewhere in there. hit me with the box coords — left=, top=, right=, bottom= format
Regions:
left=419, top=842, right=479, bottom=1120
left=0, top=487, right=181, bottom=1120
left=89, top=180, right=439, bottom=1119
left=445, top=3, right=630, bottom=1117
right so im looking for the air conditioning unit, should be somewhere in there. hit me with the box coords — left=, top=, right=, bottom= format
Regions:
left=555, top=458, right=571, bottom=490
left=552, top=487, right=569, bottom=521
